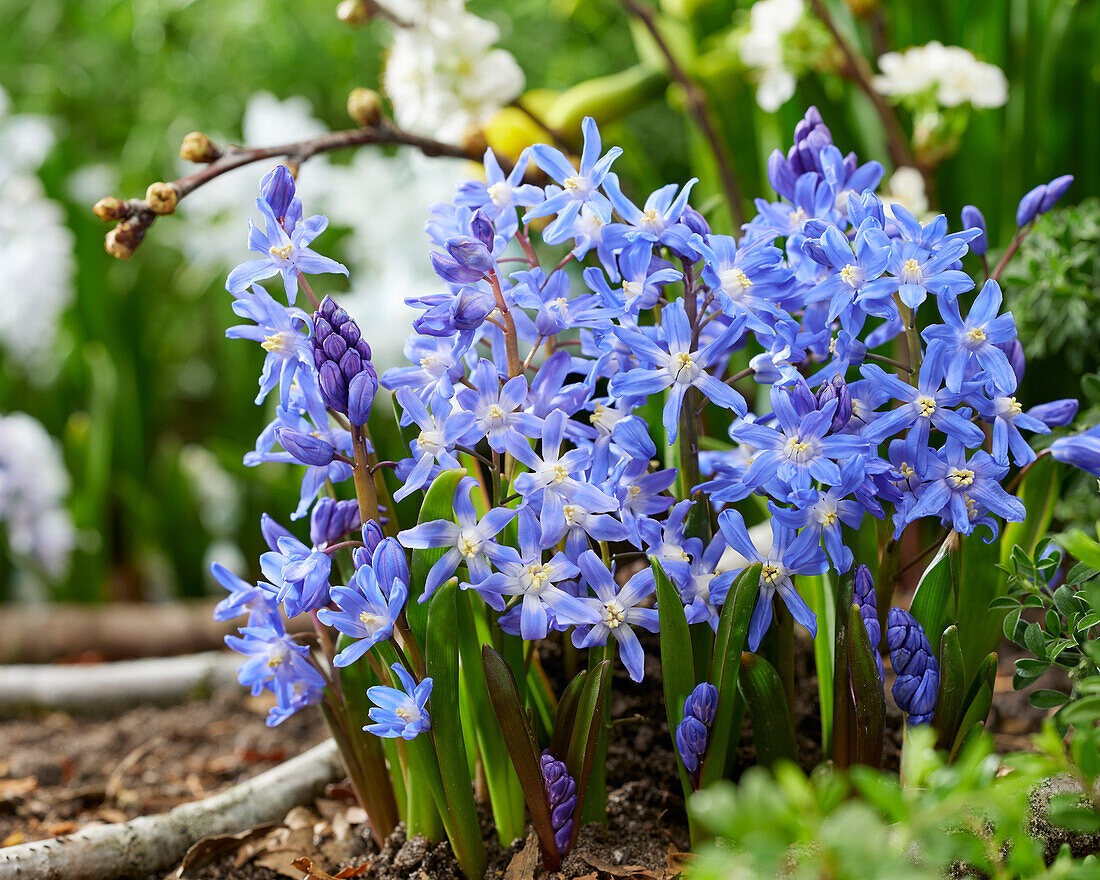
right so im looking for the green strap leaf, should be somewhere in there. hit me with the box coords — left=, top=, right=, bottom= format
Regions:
left=699, top=563, right=760, bottom=788
left=482, top=645, right=560, bottom=871
left=950, top=651, right=997, bottom=760
left=909, top=532, right=959, bottom=659
left=738, top=653, right=797, bottom=768
left=931, top=625, right=966, bottom=750
left=425, top=582, right=487, bottom=879
left=653, top=556, right=696, bottom=802
left=832, top=570, right=855, bottom=768
left=550, top=670, right=588, bottom=760
left=847, top=604, right=886, bottom=769
left=565, top=658, right=612, bottom=850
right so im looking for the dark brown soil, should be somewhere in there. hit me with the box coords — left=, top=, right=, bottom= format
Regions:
left=0, top=633, right=1054, bottom=880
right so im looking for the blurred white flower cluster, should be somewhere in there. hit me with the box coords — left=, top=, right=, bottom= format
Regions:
left=380, top=0, right=524, bottom=144
left=175, top=92, right=466, bottom=370
left=874, top=42, right=1008, bottom=109
left=739, top=0, right=805, bottom=112
left=0, top=411, right=75, bottom=580
left=0, top=85, right=75, bottom=379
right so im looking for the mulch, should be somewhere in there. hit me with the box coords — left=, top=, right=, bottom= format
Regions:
left=0, top=634, right=1056, bottom=880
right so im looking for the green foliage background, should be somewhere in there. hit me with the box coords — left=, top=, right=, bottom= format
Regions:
left=0, top=0, right=1097, bottom=601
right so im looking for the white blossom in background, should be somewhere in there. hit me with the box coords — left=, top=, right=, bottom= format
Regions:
left=0, top=85, right=75, bottom=378
left=874, top=42, right=1008, bottom=109
left=881, top=166, right=930, bottom=222
left=739, top=0, right=805, bottom=112
left=383, top=5, right=524, bottom=143
left=173, top=92, right=466, bottom=370
left=0, top=411, right=75, bottom=580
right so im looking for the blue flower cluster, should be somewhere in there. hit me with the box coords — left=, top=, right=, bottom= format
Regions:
left=377, top=108, right=1077, bottom=680
left=214, top=166, right=428, bottom=727
left=210, top=109, right=1088, bottom=736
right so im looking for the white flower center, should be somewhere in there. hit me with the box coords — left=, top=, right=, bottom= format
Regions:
left=622, top=280, right=644, bottom=302
left=901, top=258, right=923, bottom=284
left=604, top=600, right=626, bottom=629
left=720, top=267, right=754, bottom=294
left=840, top=264, right=863, bottom=289
left=457, top=529, right=482, bottom=558
left=916, top=395, right=937, bottom=418
left=487, top=181, right=511, bottom=207
left=268, top=243, right=293, bottom=260
left=670, top=351, right=699, bottom=384
left=965, top=327, right=987, bottom=347
left=261, top=331, right=295, bottom=353
left=948, top=467, right=975, bottom=489
left=783, top=435, right=815, bottom=464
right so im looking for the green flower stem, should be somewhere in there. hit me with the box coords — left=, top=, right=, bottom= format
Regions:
left=581, top=641, right=614, bottom=824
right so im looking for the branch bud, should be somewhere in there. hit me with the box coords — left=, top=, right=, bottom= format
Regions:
left=179, top=131, right=221, bottom=163
left=347, top=88, right=383, bottom=128
left=105, top=217, right=150, bottom=260
left=145, top=182, right=179, bottom=215
left=336, top=0, right=368, bottom=25
left=93, top=196, right=129, bottom=222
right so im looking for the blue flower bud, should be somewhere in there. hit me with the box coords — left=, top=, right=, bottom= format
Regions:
left=1029, top=398, right=1078, bottom=428
left=348, top=368, right=379, bottom=427
left=430, top=251, right=485, bottom=285
left=816, top=377, right=853, bottom=432
left=680, top=206, right=711, bottom=237
left=1050, top=424, right=1100, bottom=476
left=452, top=288, right=496, bottom=331
left=1040, top=174, right=1073, bottom=213
left=854, top=564, right=884, bottom=683
left=276, top=427, right=336, bottom=467
left=960, top=205, right=987, bottom=256
left=1016, top=185, right=1047, bottom=227
left=259, top=164, right=302, bottom=230
left=445, top=236, right=495, bottom=276
left=470, top=210, right=494, bottom=250
left=310, top=497, right=361, bottom=547
left=373, top=536, right=410, bottom=594
left=675, top=715, right=709, bottom=774
left=683, top=682, right=718, bottom=727
left=887, top=607, right=939, bottom=724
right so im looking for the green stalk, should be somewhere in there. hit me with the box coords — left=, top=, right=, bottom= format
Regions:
left=772, top=595, right=796, bottom=722
left=832, top=570, right=856, bottom=768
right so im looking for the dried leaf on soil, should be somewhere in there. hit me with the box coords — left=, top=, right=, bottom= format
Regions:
left=166, top=823, right=280, bottom=879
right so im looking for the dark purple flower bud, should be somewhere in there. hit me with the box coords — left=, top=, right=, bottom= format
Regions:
left=313, top=296, right=375, bottom=417
left=683, top=682, right=718, bottom=727
left=260, top=512, right=295, bottom=551
left=675, top=716, right=709, bottom=774
left=960, top=205, right=987, bottom=256
left=853, top=564, right=884, bottom=683
left=540, top=752, right=576, bottom=856
left=445, top=236, right=495, bottom=276
left=887, top=607, right=939, bottom=724
left=1000, top=338, right=1026, bottom=385
left=1016, top=185, right=1047, bottom=227
left=348, top=368, right=379, bottom=427
left=310, top=497, right=362, bottom=548
left=470, top=210, right=495, bottom=250
left=1029, top=398, right=1078, bottom=428
left=276, top=427, right=336, bottom=467
left=1040, top=174, right=1073, bottom=213
left=431, top=250, right=485, bottom=285
left=680, top=206, right=711, bottom=238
